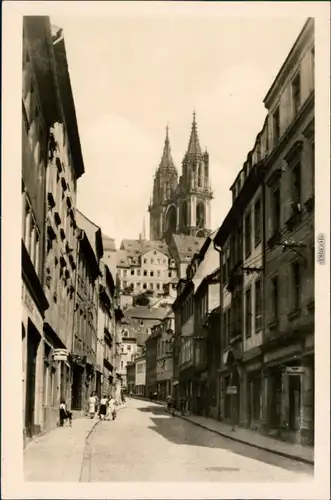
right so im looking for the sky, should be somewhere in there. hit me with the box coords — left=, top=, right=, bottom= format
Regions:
left=53, top=15, right=307, bottom=247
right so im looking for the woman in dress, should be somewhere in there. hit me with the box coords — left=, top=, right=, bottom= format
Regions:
left=88, top=391, right=97, bottom=419
left=99, top=394, right=108, bottom=420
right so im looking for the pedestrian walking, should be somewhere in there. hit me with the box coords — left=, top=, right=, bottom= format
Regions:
left=59, top=398, right=72, bottom=427
left=88, top=391, right=98, bottom=419
left=166, top=394, right=172, bottom=411
left=108, top=396, right=117, bottom=420
left=99, top=395, right=108, bottom=420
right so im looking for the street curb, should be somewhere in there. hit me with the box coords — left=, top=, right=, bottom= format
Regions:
left=79, top=419, right=101, bottom=482
left=166, top=410, right=314, bottom=466
left=79, top=404, right=128, bottom=482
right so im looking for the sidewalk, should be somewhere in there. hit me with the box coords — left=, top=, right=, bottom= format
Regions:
left=24, top=403, right=127, bottom=482
left=168, top=409, right=314, bottom=465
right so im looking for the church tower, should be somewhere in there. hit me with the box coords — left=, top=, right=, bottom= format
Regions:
left=177, top=111, right=213, bottom=237
left=149, top=126, right=178, bottom=241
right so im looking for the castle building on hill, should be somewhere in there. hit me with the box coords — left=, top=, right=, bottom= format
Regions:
left=149, top=112, right=213, bottom=243
left=116, top=112, right=213, bottom=305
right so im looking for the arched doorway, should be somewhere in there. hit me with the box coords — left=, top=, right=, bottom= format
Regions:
left=165, top=204, right=177, bottom=238
left=25, top=319, right=41, bottom=437
left=182, top=201, right=188, bottom=228
left=196, top=202, right=205, bottom=229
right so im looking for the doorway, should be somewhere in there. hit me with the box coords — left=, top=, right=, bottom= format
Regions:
left=71, top=365, right=83, bottom=410
left=289, top=374, right=301, bottom=431
left=25, top=321, right=41, bottom=438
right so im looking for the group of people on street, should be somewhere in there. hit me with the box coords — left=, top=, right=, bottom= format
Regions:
left=88, top=391, right=117, bottom=421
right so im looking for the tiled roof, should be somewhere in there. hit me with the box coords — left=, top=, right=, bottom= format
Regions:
left=102, top=233, right=117, bottom=251
left=76, top=210, right=102, bottom=259
left=120, top=239, right=170, bottom=257
left=186, top=111, right=202, bottom=157
left=172, top=234, right=206, bottom=260
left=124, top=306, right=168, bottom=321
left=116, top=249, right=130, bottom=268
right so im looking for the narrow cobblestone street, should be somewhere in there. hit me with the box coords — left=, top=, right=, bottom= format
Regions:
left=83, top=399, right=313, bottom=482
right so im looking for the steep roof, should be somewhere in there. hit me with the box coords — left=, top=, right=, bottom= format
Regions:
left=116, top=249, right=130, bottom=268
left=120, top=239, right=170, bottom=258
left=193, top=229, right=220, bottom=293
left=186, top=111, right=202, bottom=156
left=76, top=210, right=103, bottom=260
left=159, top=125, right=177, bottom=173
left=124, top=306, right=168, bottom=321
left=102, top=233, right=117, bottom=252
left=172, top=234, right=206, bottom=261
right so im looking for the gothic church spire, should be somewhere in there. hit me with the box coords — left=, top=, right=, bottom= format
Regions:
left=186, top=110, right=202, bottom=156
left=159, top=124, right=177, bottom=172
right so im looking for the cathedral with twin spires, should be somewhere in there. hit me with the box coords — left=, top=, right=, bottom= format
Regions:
left=148, top=112, right=213, bottom=244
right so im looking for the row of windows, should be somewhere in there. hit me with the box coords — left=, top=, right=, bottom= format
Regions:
left=121, top=344, right=132, bottom=353
left=270, top=260, right=303, bottom=321
left=22, top=190, right=41, bottom=277
left=181, top=295, right=194, bottom=325
left=121, top=268, right=175, bottom=278
left=224, top=138, right=314, bottom=277
left=244, top=199, right=261, bottom=258
left=245, top=279, right=262, bottom=338
left=181, top=338, right=193, bottom=365
left=121, top=281, right=177, bottom=291
left=157, top=340, right=172, bottom=357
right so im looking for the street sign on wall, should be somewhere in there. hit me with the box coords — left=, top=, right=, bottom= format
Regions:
left=226, top=385, right=238, bottom=395
left=285, top=366, right=305, bottom=374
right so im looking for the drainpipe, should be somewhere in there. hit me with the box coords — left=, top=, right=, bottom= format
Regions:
left=213, top=240, right=223, bottom=420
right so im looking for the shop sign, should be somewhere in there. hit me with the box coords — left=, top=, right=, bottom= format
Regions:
left=285, top=366, right=305, bottom=375
left=226, top=385, right=238, bottom=395
left=53, top=348, right=69, bottom=361
left=22, top=282, right=43, bottom=332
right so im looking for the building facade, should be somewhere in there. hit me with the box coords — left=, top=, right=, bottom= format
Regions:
left=22, top=17, right=86, bottom=439
left=126, top=362, right=136, bottom=395
left=96, top=261, right=116, bottom=399
left=261, top=18, right=314, bottom=445
left=117, top=239, right=177, bottom=302
left=214, top=18, right=315, bottom=445
left=71, top=212, right=103, bottom=413
left=135, top=352, right=147, bottom=396
left=155, top=310, right=174, bottom=401
left=22, top=17, right=50, bottom=442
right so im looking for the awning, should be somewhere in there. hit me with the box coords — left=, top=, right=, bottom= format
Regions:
left=172, top=380, right=179, bottom=386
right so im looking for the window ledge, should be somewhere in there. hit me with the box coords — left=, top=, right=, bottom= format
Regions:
left=285, top=209, right=302, bottom=232
left=255, top=326, right=262, bottom=334
left=304, top=195, right=314, bottom=213
left=268, top=319, right=278, bottom=331
left=267, top=231, right=281, bottom=249
left=288, top=309, right=301, bottom=322
left=230, top=334, right=241, bottom=345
